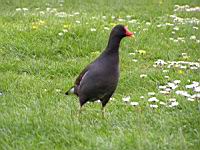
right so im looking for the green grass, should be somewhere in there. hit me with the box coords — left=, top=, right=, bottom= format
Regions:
left=0, top=0, right=200, bottom=149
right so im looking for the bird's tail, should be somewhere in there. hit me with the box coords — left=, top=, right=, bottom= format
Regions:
left=65, top=86, right=75, bottom=95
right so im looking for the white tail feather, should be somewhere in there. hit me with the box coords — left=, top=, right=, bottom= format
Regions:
left=69, top=87, right=74, bottom=94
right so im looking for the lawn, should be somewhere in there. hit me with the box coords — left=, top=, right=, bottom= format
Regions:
left=0, top=0, right=200, bottom=149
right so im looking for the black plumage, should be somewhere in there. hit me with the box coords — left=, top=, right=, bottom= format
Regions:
left=65, top=24, right=133, bottom=114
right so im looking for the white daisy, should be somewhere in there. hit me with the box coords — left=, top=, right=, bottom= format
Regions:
left=165, top=88, right=172, bottom=92
left=22, top=8, right=28, bottom=11
left=128, top=20, right=137, bottom=23
left=175, top=90, right=191, bottom=97
left=132, top=59, right=138, bottom=62
left=150, top=104, right=158, bottom=108
left=159, top=101, right=167, bottom=105
left=55, top=12, right=67, bottom=17
left=190, top=66, right=198, bottom=70
left=159, top=91, right=170, bottom=94
left=143, top=28, right=148, bottom=31
left=46, top=8, right=51, bottom=11
left=192, top=81, right=199, bottom=87
left=55, top=89, right=61, bottom=92
left=74, top=12, right=80, bottom=15
left=110, top=97, right=115, bottom=101
left=104, top=27, right=109, bottom=30
left=39, top=11, right=45, bottom=15
left=163, top=70, right=169, bottom=73
left=16, top=8, right=22, bottom=11
left=63, top=29, right=68, bottom=33
left=166, top=23, right=174, bottom=26
left=126, top=15, right=131, bottom=19
left=174, top=80, right=181, bottom=84
left=148, top=97, right=159, bottom=102
left=181, top=53, right=187, bottom=56
left=157, top=24, right=162, bottom=28
left=140, top=74, right=147, bottom=78
left=58, top=32, right=64, bottom=36
left=129, top=53, right=136, bottom=56
left=130, top=102, right=139, bottom=106
left=193, top=94, right=200, bottom=99
left=122, top=96, right=131, bottom=103
left=180, top=65, right=187, bottom=69
left=159, top=85, right=167, bottom=89
left=90, top=28, right=96, bottom=32
left=169, top=98, right=176, bottom=102
left=169, top=101, right=179, bottom=107
left=102, top=16, right=106, bottom=19
left=155, top=59, right=167, bottom=66
left=173, top=26, right=179, bottom=31
left=167, top=82, right=177, bottom=89
left=186, top=84, right=196, bottom=89
left=164, top=76, right=170, bottom=79
left=190, top=35, right=196, bottom=40
left=194, top=86, right=200, bottom=92
left=148, top=92, right=156, bottom=96
left=140, top=96, right=144, bottom=99
left=117, top=18, right=125, bottom=22
left=187, top=98, right=195, bottom=101
left=146, top=22, right=151, bottom=25
left=173, top=39, right=179, bottom=43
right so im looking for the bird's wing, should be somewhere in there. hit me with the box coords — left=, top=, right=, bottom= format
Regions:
left=75, top=65, right=90, bottom=86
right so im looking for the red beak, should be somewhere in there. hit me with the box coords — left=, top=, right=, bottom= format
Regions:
left=124, top=26, right=133, bottom=37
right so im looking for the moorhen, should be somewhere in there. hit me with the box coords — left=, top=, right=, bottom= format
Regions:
left=65, top=24, right=133, bottom=115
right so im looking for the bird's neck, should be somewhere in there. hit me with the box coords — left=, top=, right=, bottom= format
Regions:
left=105, top=35, right=122, bottom=54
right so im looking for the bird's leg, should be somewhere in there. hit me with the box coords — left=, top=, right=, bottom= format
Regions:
left=78, top=98, right=87, bottom=117
left=101, top=106, right=105, bottom=118
left=100, top=96, right=112, bottom=118
left=78, top=105, right=82, bottom=117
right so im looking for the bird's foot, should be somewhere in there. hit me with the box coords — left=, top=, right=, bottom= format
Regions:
left=77, top=106, right=82, bottom=118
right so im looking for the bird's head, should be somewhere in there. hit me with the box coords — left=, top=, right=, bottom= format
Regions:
left=111, top=25, right=133, bottom=38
